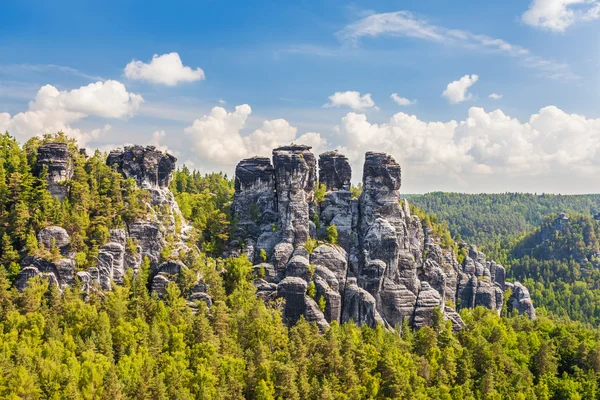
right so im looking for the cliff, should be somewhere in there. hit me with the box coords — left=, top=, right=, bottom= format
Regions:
left=230, top=146, right=535, bottom=331
left=15, top=142, right=534, bottom=332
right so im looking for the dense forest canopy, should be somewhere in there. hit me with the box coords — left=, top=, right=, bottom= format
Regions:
left=3, top=132, right=600, bottom=398
left=410, top=192, right=600, bottom=252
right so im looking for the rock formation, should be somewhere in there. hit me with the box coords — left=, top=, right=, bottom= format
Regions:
left=17, top=140, right=535, bottom=334
left=17, top=144, right=210, bottom=306
left=232, top=146, right=535, bottom=331
left=34, top=142, right=73, bottom=200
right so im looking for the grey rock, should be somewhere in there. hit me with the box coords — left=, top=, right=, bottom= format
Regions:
left=286, top=255, right=311, bottom=281
left=37, top=226, right=71, bottom=254
left=18, top=256, right=74, bottom=290
left=444, top=306, right=466, bottom=332
left=509, top=282, right=536, bottom=319
left=231, top=157, right=278, bottom=260
left=277, top=276, right=308, bottom=325
left=304, top=295, right=330, bottom=332
left=272, top=242, right=294, bottom=277
left=314, top=276, right=341, bottom=323
left=253, top=263, right=276, bottom=282
left=318, top=151, right=351, bottom=192
left=341, top=278, right=385, bottom=328
left=310, top=245, right=348, bottom=286
left=34, top=142, right=73, bottom=200
left=127, top=220, right=164, bottom=268
left=314, top=265, right=340, bottom=292
left=272, top=145, right=317, bottom=247
left=413, top=282, right=443, bottom=329
left=107, top=145, right=176, bottom=189
left=151, top=274, right=171, bottom=297
left=97, top=242, right=125, bottom=285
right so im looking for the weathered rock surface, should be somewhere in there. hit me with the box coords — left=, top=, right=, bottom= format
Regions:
left=107, top=145, right=176, bottom=189
left=229, top=146, right=536, bottom=332
left=15, top=256, right=75, bottom=290
left=230, top=157, right=278, bottom=262
left=37, top=226, right=71, bottom=254
left=34, top=142, right=73, bottom=200
left=18, top=141, right=536, bottom=334
left=272, top=145, right=317, bottom=247
left=508, top=282, right=536, bottom=319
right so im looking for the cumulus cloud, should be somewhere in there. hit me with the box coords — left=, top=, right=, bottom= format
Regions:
left=0, top=80, right=142, bottom=146
left=489, top=93, right=503, bottom=100
left=150, top=130, right=168, bottom=152
left=124, top=52, right=205, bottom=86
left=522, top=0, right=600, bottom=32
left=184, top=104, right=327, bottom=169
left=332, top=105, right=600, bottom=191
left=337, top=10, right=577, bottom=80
left=390, top=93, right=416, bottom=106
left=442, top=75, right=479, bottom=104
left=323, top=91, right=377, bottom=111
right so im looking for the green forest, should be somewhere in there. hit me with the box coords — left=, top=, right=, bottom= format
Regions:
left=4, top=132, right=600, bottom=398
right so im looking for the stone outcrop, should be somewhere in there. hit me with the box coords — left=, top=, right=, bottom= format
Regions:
left=317, top=152, right=354, bottom=251
left=15, top=256, right=75, bottom=291
left=272, top=145, right=317, bottom=247
left=17, top=141, right=535, bottom=333
left=34, top=142, right=73, bottom=200
left=230, top=157, right=278, bottom=262
left=106, top=145, right=176, bottom=189
left=507, top=282, right=536, bottom=319
left=37, top=226, right=71, bottom=255
left=16, top=144, right=209, bottom=308
left=231, top=146, right=536, bottom=332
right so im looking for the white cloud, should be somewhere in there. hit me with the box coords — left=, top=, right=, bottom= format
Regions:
left=337, top=10, right=577, bottom=80
left=390, top=93, right=416, bottom=106
left=150, top=130, right=168, bottom=152
left=184, top=104, right=328, bottom=169
left=522, top=0, right=600, bottom=32
left=489, top=93, right=503, bottom=100
left=323, top=91, right=377, bottom=111
left=332, top=105, right=600, bottom=191
left=442, top=75, right=479, bottom=104
left=124, top=52, right=205, bottom=86
left=219, top=99, right=226, bottom=105
left=0, top=80, right=142, bottom=146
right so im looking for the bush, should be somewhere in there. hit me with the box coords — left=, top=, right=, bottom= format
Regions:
left=326, top=224, right=338, bottom=244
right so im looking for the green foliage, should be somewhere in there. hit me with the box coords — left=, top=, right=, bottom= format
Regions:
left=304, top=238, right=318, bottom=255
left=318, top=295, right=326, bottom=313
left=0, top=132, right=151, bottom=271
left=314, top=183, right=326, bottom=204
left=350, top=183, right=362, bottom=199
left=258, top=248, right=267, bottom=262
left=326, top=224, right=338, bottom=244
left=410, top=192, right=600, bottom=258
left=307, top=281, right=316, bottom=299
left=170, top=168, right=234, bottom=256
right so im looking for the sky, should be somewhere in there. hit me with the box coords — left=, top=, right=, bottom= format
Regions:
left=1, top=0, right=599, bottom=194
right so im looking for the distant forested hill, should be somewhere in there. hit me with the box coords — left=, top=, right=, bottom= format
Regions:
left=409, top=192, right=600, bottom=248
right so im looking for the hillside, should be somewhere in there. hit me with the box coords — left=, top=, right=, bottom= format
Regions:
left=409, top=192, right=600, bottom=250
left=1, top=132, right=600, bottom=398
left=508, top=213, right=600, bottom=325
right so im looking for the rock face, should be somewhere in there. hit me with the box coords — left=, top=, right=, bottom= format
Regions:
left=272, top=145, right=317, bottom=248
left=106, top=145, right=176, bottom=189
left=231, top=146, right=536, bottom=332
left=37, top=226, right=71, bottom=255
left=18, top=141, right=535, bottom=333
left=230, top=157, right=278, bottom=262
left=16, top=143, right=209, bottom=309
left=34, top=143, right=73, bottom=200
left=507, top=282, right=536, bottom=319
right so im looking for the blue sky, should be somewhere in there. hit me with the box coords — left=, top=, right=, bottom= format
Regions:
left=1, top=0, right=599, bottom=193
